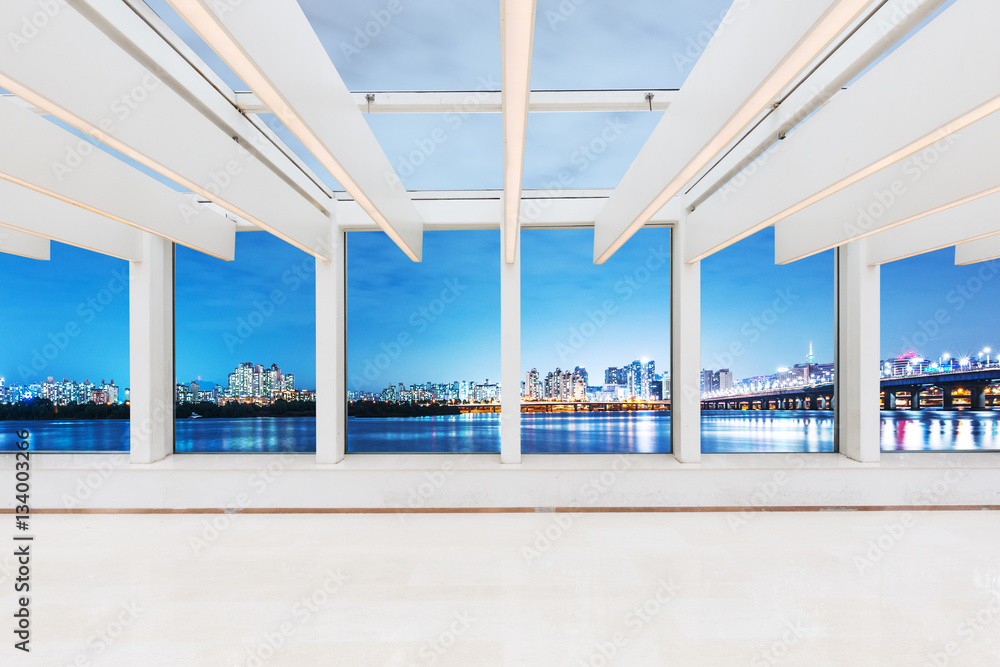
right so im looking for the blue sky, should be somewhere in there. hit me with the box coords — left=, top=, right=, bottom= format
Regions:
left=881, top=249, right=1000, bottom=363
left=0, top=243, right=129, bottom=388
left=175, top=233, right=317, bottom=389
left=702, top=228, right=835, bottom=377
left=5, top=234, right=997, bottom=391
left=2, top=0, right=997, bottom=391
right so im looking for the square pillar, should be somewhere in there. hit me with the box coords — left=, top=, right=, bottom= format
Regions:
left=500, top=226, right=521, bottom=464
left=671, top=217, right=701, bottom=463
left=129, top=233, right=174, bottom=464
left=316, top=230, right=346, bottom=464
left=836, top=239, right=881, bottom=462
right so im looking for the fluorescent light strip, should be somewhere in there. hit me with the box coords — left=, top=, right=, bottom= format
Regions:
left=501, top=0, right=537, bottom=264
left=595, top=0, right=872, bottom=264
left=691, top=94, right=1000, bottom=263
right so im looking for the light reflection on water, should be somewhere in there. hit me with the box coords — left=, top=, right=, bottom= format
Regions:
left=1, top=411, right=998, bottom=453
left=881, top=411, right=1000, bottom=451
left=700, top=411, right=833, bottom=453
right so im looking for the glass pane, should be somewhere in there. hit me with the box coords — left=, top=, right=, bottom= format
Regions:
left=532, top=0, right=735, bottom=89
left=175, top=233, right=317, bottom=453
left=0, top=243, right=129, bottom=452
left=880, top=250, right=999, bottom=451
left=520, top=227, right=671, bottom=453
left=701, top=228, right=835, bottom=453
left=300, top=0, right=500, bottom=91
left=347, top=231, right=501, bottom=453
left=523, top=112, right=663, bottom=190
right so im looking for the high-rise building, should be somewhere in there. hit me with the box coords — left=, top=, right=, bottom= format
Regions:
left=605, top=366, right=626, bottom=386
left=717, top=369, right=734, bottom=391
left=263, top=364, right=280, bottom=395
left=524, top=368, right=542, bottom=400
left=625, top=360, right=655, bottom=400
left=702, top=369, right=716, bottom=393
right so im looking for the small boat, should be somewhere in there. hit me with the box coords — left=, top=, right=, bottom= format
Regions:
left=190, top=412, right=203, bottom=419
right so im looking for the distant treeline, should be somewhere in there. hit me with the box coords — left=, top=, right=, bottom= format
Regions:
left=348, top=401, right=462, bottom=418
left=0, top=399, right=317, bottom=421
left=175, top=400, right=316, bottom=419
left=0, top=399, right=128, bottom=421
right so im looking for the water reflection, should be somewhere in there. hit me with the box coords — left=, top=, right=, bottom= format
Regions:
left=880, top=411, right=1000, bottom=451
left=2, top=410, right=998, bottom=453
left=700, top=410, right=833, bottom=453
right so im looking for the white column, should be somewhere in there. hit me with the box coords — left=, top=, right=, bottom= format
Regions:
left=129, top=233, right=173, bottom=464
left=316, top=230, right=346, bottom=464
left=500, top=226, right=521, bottom=464
left=836, top=239, right=881, bottom=462
left=671, top=216, right=702, bottom=463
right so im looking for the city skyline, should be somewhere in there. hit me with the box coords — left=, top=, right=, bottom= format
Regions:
left=2, top=237, right=997, bottom=390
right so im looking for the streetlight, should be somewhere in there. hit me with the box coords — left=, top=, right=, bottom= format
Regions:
left=983, top=347, right=992, bottom=365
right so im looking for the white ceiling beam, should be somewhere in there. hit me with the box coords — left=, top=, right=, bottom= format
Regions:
left=0, top=97, right=234, bottom=260
left=687, top=0, right=1000, bottom=264
left=336, top=193, right=680, bottom=230
left=236, top=89, right=676, bottom=114
left=955, top=235, right=1000, bottom=266
left=166, top=0, right=423, bottom=261
left=0, top=180, right=142, bottom=261
left=9, top=89, right=678, bottom=116
left=0, top=0, right=333, bottom=259
left=684, top=0, right=946, bottom=211
left=500, top=0, right=537, bottom=264
left=115, top=0, right=334, bottom=204
left=775, top=111, right=1000, bottom=263
left=0, top=227, right=49, bottom=261
left=209, top=188, right=680, bottom=231
left=592, top=0, right=875, bottom=264
left=866, top=192, right=1000, bottom=265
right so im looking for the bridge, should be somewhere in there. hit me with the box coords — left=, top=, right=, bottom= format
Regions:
left=702, top=385, right=835, bottom=411
left=460, top=401, right=670, bottom=414
left=880, top=367, right=1000, bottom=410
left=702, top=367, right=1000, bottom=411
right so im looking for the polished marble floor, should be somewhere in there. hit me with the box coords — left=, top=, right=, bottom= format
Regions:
left=4, top=511, right=999, bottom=666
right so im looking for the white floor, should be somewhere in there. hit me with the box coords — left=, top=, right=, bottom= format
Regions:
left=4, top=511, right=1000, bottom=666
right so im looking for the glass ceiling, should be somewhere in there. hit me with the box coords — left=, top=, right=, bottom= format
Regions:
left=531, top=0, right=734, bottom=89
left=146, top=0, right=735, bottom=92
left=522, top=111, right=663, bottom=190
left=32, top=0, right=958, bottom=196
left=263, top=109, right=664, bottom=193
left=299, top=0, right=501, bottom=91
left=135, top=0, right=725, bottom=192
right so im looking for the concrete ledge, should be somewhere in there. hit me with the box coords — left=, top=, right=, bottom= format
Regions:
left=2, top=452, right=999, bottom=510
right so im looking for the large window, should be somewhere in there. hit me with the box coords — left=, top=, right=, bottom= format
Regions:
left=701, top=228, right=836, bottom=453
left=346, top=230, right=500, bottom=453
left=174, top=232, right=316, bottom=453
left=0, top=243, right=129, bottom=452
left=880, top=250, right=999, bottom=451
left=520, top=227, right=671, bottom=453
